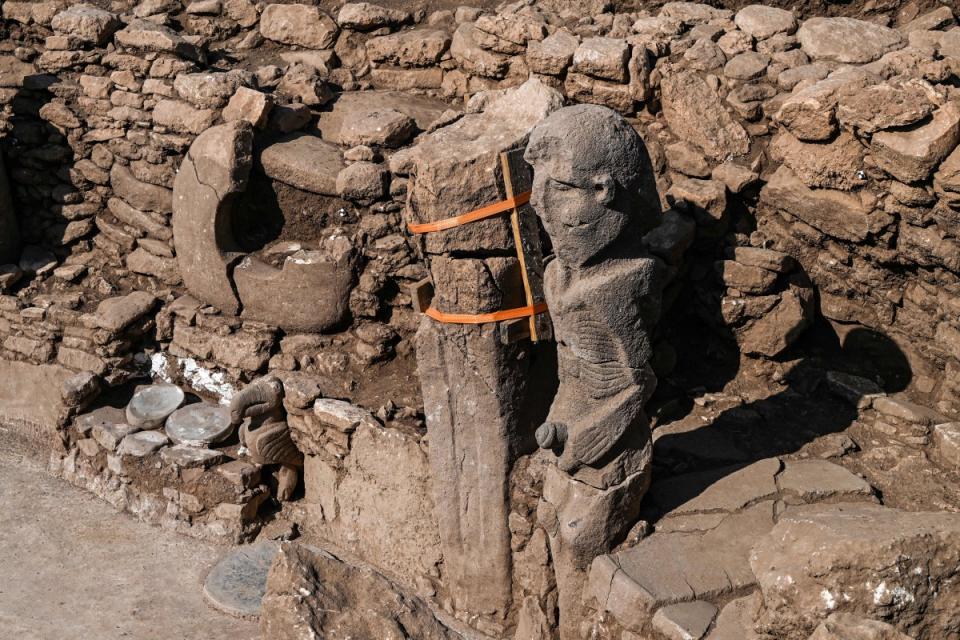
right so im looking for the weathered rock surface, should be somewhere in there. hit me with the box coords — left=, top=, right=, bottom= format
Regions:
left=734, top=5, right=797, bottom=39
left=259, top=4, right=338, bottom=49
left=260, top=543, right=457, bottom=640
left=259, top=134, right=344, bottom=196
left=872, top=102, right=960, bottom=183
left=751, top=502, right=960, bottom=639
left=798, top=18, right=905, bottom=63
left=808, top=613, right=914, bottom=640
left=660, top=71, right=750, bottom=161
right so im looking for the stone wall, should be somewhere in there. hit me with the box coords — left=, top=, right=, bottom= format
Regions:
left=0, top=0, right=959, bottom=638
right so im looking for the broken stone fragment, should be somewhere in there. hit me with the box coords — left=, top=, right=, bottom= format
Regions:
left=259, top=4, right=339, bottom=49
left=450, top=22, right=509, bottom=78
left=527, top=29, right=578, bottom=76
left=173, top=71, right=244, bottom=109
left=160, top=444, right=225, bottom=468
left=761, top=166, right=884, bottom=243
left=797, top=17, right=905, bottom=64
left=276, top=63, right=333, bottom=107
left=769, top=130, right=866, bottom=190
left=723, top=51, right=769, bottom=81
left=51, top=5, right=119, bottom=46
left=716, top=260, right=779, bottom=295
left=572, top=37, right=630, bottom=83
left=871, top=102, right=960, bottom=183
left=152, top=98, right=218, bottom=135
left=117, top=429, right=170, bottom=457
left=775, top=76, right=867, bottom=142
left=660, top=70, right=750, bottom=160
left=652, top=600, right=717, bottom=640
left=660, top=1, right=732, bottom=25
left=336, top=161, right=389, bottom=201
left=93, top=421, right=141, bottom=452
left=221, top=87, right=272, bottom=128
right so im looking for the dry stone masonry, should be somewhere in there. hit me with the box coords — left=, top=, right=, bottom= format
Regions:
left=0, top=0, right=960, bottom=639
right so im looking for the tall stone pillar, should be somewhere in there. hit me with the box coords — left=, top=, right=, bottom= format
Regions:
left=404, top=79, right=563, bottom=621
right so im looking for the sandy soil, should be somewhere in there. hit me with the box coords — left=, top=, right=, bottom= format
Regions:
left=0, top=432, right=259, bottom=640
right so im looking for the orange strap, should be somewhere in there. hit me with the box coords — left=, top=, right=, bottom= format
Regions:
left=407, top=192, right=532, bottom=234
left=425, top=302, right=548, bottom=325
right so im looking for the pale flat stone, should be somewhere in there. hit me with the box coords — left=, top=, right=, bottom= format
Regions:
left=92, top=421, right=140, bottom=452
left=75, top=406, right=126, bottom=437
left=126, top=384, right=185, bottom=429
left=777, top=460, right=874, bottom=502
left=734, top=5, right=796, bottom=39
left=653, top=601, right=718, bottom=640
left=118, top=430, right=170, bottom=457
left=259, top=134, right=344, bottom=196
left=873, top=396, right=943, bottom=424
left=160, top=444, right=226, bottom=468
left=798, top=17, right=905, bottom=63
left=165, top=403, right=234, bottom=447
left=203, top=541, right=279, bottom=618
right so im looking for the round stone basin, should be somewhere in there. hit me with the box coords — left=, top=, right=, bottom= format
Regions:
left=203, top=541, right=279, bottom=619
left=125, top=384, right=186, bottom=429
left=165, top=403, right=234, bottom=447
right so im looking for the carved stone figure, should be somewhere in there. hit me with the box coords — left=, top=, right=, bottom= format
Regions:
left=230, top=375, right=303, bottom=501
left=524, top=104, right=667, bottom=638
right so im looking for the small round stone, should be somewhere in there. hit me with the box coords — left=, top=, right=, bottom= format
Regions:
left=203, top=542, right=279, bottom=619
left=165, top=403, right=234, bottom=447
left=126, top=384, right=185, bottom=429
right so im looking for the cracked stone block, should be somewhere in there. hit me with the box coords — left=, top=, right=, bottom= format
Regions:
left=932, top=423, right=960, bottom=469
left=92, top=421, right=140, bottom=452
left=798, top=17, right=905, bottom=64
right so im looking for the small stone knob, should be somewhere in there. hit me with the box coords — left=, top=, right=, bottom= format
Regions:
left=536, top=422, right=567, bottom=450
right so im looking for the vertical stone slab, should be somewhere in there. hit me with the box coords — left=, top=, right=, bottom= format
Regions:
left=405, top=79, right=563, bottom=620
left=0, top=152, right=20, bottom=264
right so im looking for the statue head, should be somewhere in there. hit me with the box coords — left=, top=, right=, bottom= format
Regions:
left=524, top=104, right=659, bottom=268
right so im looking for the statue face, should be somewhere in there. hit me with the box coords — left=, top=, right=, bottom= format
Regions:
left=529, top=152, right=628, bottom=268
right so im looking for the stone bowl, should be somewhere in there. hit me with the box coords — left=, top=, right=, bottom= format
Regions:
left=125, top=384, right=186, bottom=429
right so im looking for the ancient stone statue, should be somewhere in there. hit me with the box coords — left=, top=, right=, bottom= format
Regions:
left=524, top=104, right=667, bottom=639
left=230, top=375, right=303, bottom=501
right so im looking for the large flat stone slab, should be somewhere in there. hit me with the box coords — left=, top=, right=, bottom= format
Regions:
left=798, top=17, right=905, bottom=63
left=258, top=134, right=344, bottom=196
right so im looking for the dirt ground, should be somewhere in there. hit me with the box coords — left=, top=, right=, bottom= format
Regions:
left=0, top=432, right=259, bottom=640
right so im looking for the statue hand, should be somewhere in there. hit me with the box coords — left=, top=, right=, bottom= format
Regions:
left=535, top=421, right=567, bottom=451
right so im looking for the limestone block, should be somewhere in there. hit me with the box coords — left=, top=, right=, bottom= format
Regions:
left=751, top=502, right=960, bottom=639
left=660, top=70, right=749, bottom=160
left=798, top=18, right=905, bottom=63
left=734, top=5, right=797, bottom=39
left=872, top=102, right=960, bottom=183
left=259, top=4, right=338, bottom=49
